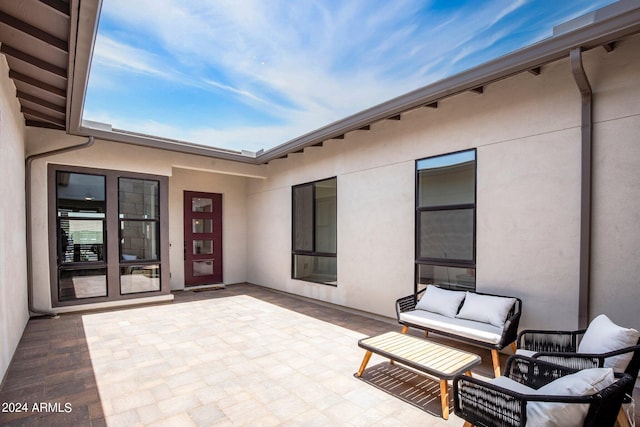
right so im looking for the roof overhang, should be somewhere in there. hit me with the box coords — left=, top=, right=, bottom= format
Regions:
left=0, top=0, right=72, bottom=130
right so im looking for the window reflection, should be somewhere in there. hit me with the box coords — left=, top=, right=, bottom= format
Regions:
left=119, top=178, right=159, bottom=219
left=58, top=268, right=107, bottom=301
left=192, top=219, right=213, bottom=233
left=193, top=240, right=213, bottom=255
left=120, top=265, right=160, bottom=294
left=192, top=198, right=213, bottom=212
left=120, top=221, right=158, bottom=261
left=57, top=172, right=106, bottom=265
left=193, top=260, right=214, bottom=276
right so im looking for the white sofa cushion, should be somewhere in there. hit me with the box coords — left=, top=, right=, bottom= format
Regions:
left=415, top=285, right=466, bottom=318
left=527, top=368, right=615, bottom=427
left=456, top=292, right=517, bottom=327
left=399, top=309, right=504, bottom=344
left=578, top=314, right=640, bottom=372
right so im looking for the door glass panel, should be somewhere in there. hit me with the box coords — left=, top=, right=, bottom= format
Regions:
left=193, top=240, right=213, bottom=255
left=192, top=219, right=213, bottom=233
left=192, top=198, right=213, bottom=212
left=120, top=221, right=158, bottom=261
left=120, top=265, right=160, bottom=294
left=58, top=268, right=107, bottom=301
left=193, top=260, right=214, bottom=276
left=119, top=178, right=159, bottom=219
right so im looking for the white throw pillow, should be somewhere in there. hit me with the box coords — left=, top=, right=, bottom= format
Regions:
left=455, top=292, right=517, bottom=327
left=578, top=314, right=640, bottom=372
left=415, top=285, right=465, bottom=318
left=526, top=368, right=615, bottom=427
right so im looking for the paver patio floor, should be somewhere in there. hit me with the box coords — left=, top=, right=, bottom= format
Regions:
left=1, top=283, right=637, bottom=426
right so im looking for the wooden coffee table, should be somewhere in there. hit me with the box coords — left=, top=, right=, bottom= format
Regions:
left=356, top=331, right=481, bottom=419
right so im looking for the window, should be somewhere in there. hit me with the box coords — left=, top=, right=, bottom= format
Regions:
left=119, top=178, right=161, bottom=294
left=292, top=177, right=337, bottom=285
left=416, top=150, right=476, bottom=291
left=56, top=172, right=107, bottom=301
left=50, top=165, right=168, bottom=306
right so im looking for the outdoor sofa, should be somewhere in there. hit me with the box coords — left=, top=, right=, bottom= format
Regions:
left=396, top=285, right=522, bottom=376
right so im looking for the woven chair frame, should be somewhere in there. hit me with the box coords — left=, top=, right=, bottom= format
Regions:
left=453, top=355, right=634, bottom=427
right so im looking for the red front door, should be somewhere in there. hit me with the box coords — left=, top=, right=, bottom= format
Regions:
left=184, top=191, right=223, bottom=286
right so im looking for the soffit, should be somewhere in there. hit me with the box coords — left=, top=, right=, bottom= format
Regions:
left=0, top=0, right=70, bottom=130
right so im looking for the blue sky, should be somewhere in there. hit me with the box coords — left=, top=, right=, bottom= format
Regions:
left=83, top=0, right=616, bottom=153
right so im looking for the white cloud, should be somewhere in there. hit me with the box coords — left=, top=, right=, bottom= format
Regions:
left=87, top=0, right=607, bottom=151
left=92, top=34, right=175, bottom=80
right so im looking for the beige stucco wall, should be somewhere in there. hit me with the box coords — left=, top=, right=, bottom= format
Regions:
left=589, top=37, right=640, bottom=331
left=247, top=34, right=640, bottom=331
left=25, top=128, right=264, bottom=311
left=16, top=33, right=640, bottom=335
left=0, top=55, right=29, bottom=381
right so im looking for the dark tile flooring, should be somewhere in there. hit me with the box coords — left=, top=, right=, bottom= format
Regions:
left=0, top=283, right=637, bottom=426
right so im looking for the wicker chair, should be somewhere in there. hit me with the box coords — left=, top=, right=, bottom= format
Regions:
left=516, top=328, right=640, bottom=426
left=516, top=329, right=640, bottom=378
left=453, top=355, right=634, bottom=427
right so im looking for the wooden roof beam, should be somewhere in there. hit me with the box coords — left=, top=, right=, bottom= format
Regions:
left=0, top=11, right=68, bottom=52
left=16, top=90, right=65, bottom=114
left=21, top=106, right=65, bottom=127
left=1, top=44, right=67, bottom=77
left=38, top=0, right=71, bottom=16
left=9, top=70, right=66, bottom=97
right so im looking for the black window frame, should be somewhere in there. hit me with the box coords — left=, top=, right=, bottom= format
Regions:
left=291, top=177, right=337, bottom=285
left=48, top=164, right=170, bottom=307
left=415, top=149, right=477, bottom=292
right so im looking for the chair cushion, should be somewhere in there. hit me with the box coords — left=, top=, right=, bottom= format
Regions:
left=490, top=376, right=535, bottom=394
left=399, top=309, right=504, bottom=344
left=456, top=292, right=517, bottom=327
left=527, top=368, right=615, bottom=427
left=515, top=349, right=537, bottom=358
left=578, top=314, right=640, bottom=372
left=415, top=285, right=465, bottom=318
